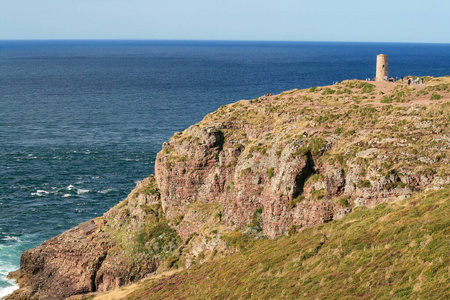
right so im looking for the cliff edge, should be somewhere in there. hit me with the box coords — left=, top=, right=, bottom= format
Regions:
left=6, top=77, right=450, bottom=299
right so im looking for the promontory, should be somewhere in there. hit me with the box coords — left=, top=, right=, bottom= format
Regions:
left=6, top=76, right=450, bottom=299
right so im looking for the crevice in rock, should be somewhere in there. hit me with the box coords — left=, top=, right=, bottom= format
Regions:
left=293, top=151, right=316, bottom=199
left=91, top=252, right=107, bottom=292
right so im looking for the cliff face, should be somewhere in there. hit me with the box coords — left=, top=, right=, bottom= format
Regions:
left=7, top=78, right=450, bottom=299
left=155, top=78, right=450, bottom=239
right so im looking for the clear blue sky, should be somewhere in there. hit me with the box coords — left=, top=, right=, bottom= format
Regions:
left=1, top=0, right=449, bottom=43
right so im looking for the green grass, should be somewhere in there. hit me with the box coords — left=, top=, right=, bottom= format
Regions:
left=267, top=167, right=275, bottom=179
left=126, top=186, right=450, bottom=299
left=288, top=195, right=305, bottom=208
left=431, top=92, right=442, bottom=100
left=380, top=96, right=392, bottom=103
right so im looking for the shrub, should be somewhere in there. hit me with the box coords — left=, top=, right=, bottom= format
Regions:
left=288, top=195, right=305, bottom=208
left=322, top=88, right=336, bottom=95
left=431, top=93, right=442, bottom=100
left=384, top=181, right=407, bottom=190
left=166, top=256, right=179, bottom=269
left=338, top=196, right=351, bottom=207
left=267, top=167, right=275, bottom=179
left=361, top=83, right=375, bottom=93
left=291, top=147, right=309, bottom=158
left=288, top=225, right=298, bottom=236
left=334, top=127, right=343, bottom=134
left=312, top=189, right=327, bottom=200
left=307, top=173, right=325, bottom=184
left=380, top=96, right=392, bottom=103
left=240, top=167, right=252, bottom=177
left=359, top=180, right=372, bottom=188
left=418, top=168, right=437, bottom=176
left=343, top=129, right=356, bottom=137
left=310, top=138, right=326, bottom=155
left=250, top=208, right=263, bottom=232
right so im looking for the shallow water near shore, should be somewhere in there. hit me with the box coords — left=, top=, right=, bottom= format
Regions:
left=0, top=40, right=449, bottom=296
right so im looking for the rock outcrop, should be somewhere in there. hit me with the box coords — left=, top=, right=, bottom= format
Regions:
left=7, top=78, right=450, bottom=299
left=6, top=177, right=164, bottom=300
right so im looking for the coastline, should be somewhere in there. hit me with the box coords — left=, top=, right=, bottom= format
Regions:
left=5, top=76, right=450, bottom=299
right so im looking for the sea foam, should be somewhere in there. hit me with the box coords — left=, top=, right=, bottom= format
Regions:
left=0, top=245, right=20, bottom=299
left=0, top=283, right=19, bottom=299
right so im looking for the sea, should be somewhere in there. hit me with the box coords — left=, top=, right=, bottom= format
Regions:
left=0, top=40, right=449, bottom=297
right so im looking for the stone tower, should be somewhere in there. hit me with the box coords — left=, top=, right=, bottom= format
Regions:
left=376, top=54, right=388, bottom=82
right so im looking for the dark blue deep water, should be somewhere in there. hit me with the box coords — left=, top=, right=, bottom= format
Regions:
left=0, top=40, right=449, bottom=296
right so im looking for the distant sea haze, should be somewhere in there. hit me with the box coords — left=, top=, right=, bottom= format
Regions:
left=0, top=40, right=449, bottom=296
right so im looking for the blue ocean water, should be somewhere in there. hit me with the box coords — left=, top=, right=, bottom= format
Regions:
left=0, top=40, right=449, bottom=297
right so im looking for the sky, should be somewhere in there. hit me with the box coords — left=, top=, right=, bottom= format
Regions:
left=1, top=0, right=449, bottom=43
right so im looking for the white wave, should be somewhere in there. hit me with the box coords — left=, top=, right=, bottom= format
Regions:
left=0, top=245, right=20, bottom=299
left=3, top=236, right=21, bottom=243
left=99, top=189, right=112, bottom=194
left=0, top=283, right=19, bottom=299
left=62, top=194, right=71, bottom=198
left=31, top=190, right=49, bottom=197
left=66, top=185, right=75, bottom=191
left=76, top=189, right=90, bottom=195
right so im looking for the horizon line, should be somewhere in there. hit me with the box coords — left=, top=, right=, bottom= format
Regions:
left=1, top=38, right=449, bottom=45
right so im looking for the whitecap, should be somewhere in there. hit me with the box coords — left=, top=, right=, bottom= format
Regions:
left=31, top=190, right=49, bottom=197
left=76, top=189, right=90, bottom=195
left=3, top=236, right=21, bottom=243
left=66, top=185, right=75, bottom=191
left=62, top=194, right=71, bottom=198
left=99, top=189, right=112, bottom=194
left=0, top=283, right=19, bottom=299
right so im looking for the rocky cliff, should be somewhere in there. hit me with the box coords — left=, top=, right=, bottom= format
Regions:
left=6, top=77, right=450, bottom=299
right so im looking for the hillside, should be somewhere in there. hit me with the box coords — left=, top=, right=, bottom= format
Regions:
left=105, top=186, right=450, bottom=299
left=6, top=76, right=450, bottom=299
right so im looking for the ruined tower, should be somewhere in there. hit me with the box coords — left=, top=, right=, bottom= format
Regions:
left=376, top=54, right=388, bottom=82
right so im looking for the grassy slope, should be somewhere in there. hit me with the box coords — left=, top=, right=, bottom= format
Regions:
left=125, top=186, right=449, bottom=299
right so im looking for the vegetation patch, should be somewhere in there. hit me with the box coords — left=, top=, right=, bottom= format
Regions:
left=250, top=208, right=263, bottom=232
left=240, top=167, right=252, bottom=177
left=358, top=179, right=372, bottom=188
left=288, top=195, right=305, bottom=208
left=380, top=96, right=392, bottom=103
left=311, top=188, right=327, bottom=200
left=431, top=92, right=442, bottom=100
left=266, top=167, right=275, bottom=179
